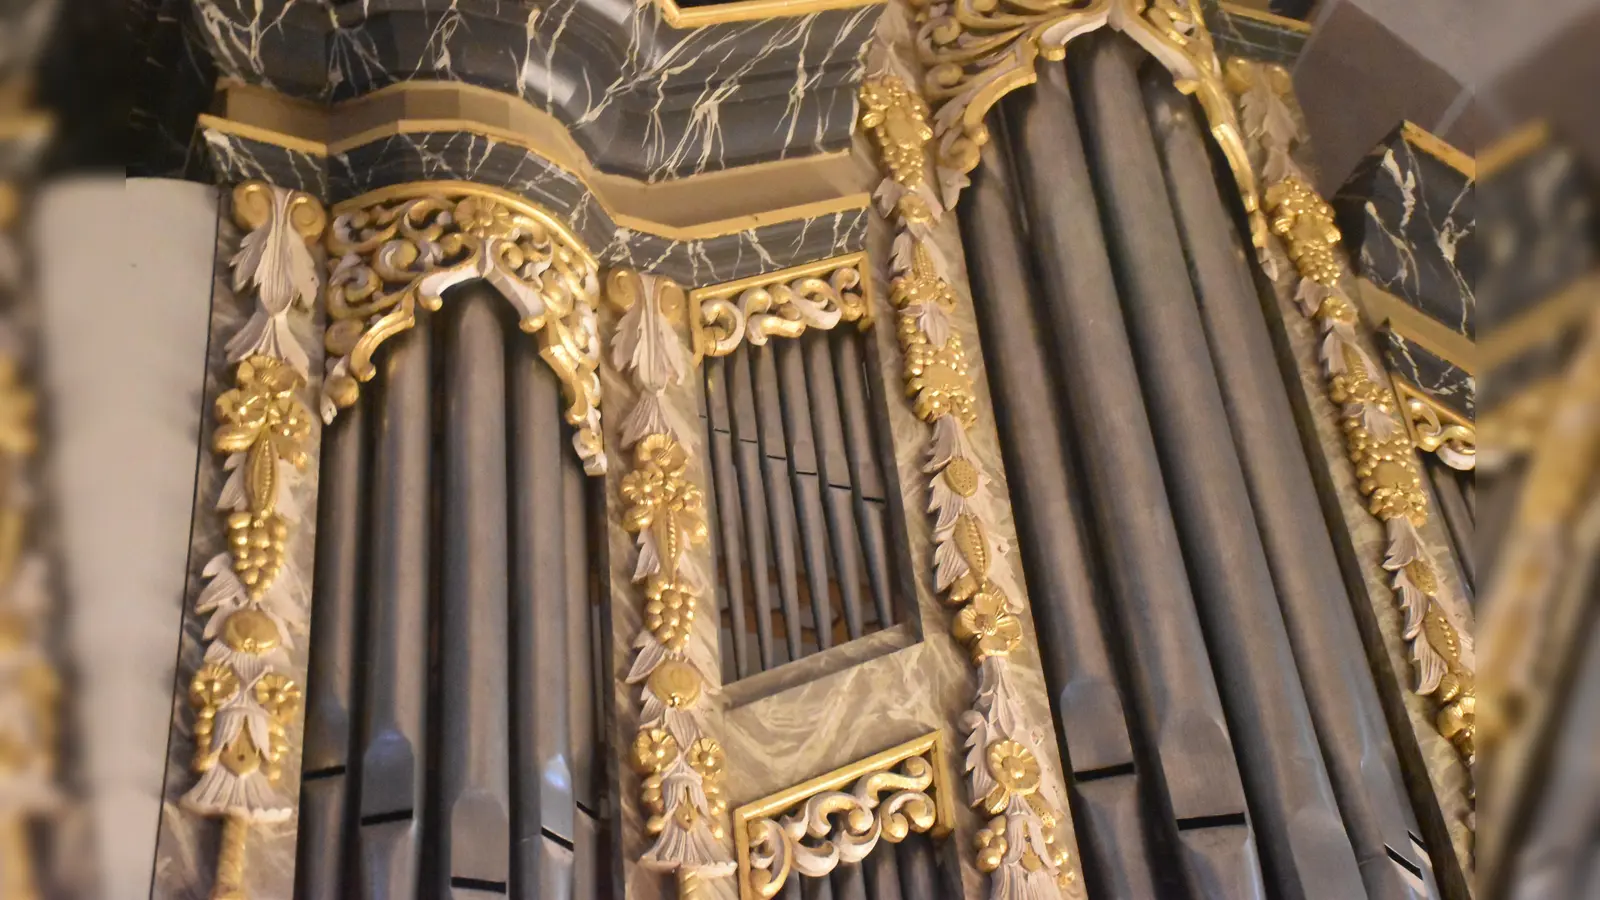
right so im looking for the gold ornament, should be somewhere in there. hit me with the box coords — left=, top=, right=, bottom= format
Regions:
left=648, top=660, right=704, bottom=709
left=953, top=590, right=1024, bottom=663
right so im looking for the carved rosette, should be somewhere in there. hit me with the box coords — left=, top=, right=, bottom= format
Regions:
left=907, top=0, right=1266, bottom=246
left=1227, top=61, right=1475, bottom=765
left=862, top=74, right=1079, bottom=898
left=322, top=183, right=607, bottom=475
left=690, top=254, right=872, bottom=363
left=608, top=268, right=736, bottom=896
left=736, top=735, right=952, bottom=899
left=182, top=181, right=325, bottom=900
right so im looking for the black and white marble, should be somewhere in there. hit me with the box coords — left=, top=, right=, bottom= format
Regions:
left=1335, top=123, right=1476, bottom=339
left=1379, top=328, right=1474, bottom=420
left=189, top=0, right=882, bottom=182
left=130, top=0, right=218, bottom=178
left=204, top=127, right=870, bottom=288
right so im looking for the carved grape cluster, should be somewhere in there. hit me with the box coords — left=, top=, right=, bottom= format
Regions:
left=1267, top=177, right=1344, bottom=287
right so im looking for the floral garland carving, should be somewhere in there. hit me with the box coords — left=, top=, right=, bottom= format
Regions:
left=0, top=182, right=58, bottom=900
left=690, top=254, right=872, bottom=363
left=183, top=181, right=325, bottom=900
left=862, top=73, right=1078, bottom=899
left=323, top=182, right=606, bottom=475
left=608, top=268, right=736, bottom=898
left=734, top=733, right=953, bottom=899
left=1228, top=61, right=1475, bottom=764
left=907, top=0, right=1267, bottom=247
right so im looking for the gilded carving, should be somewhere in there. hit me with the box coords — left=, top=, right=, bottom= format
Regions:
left=1227, top=61, right=1475, bottom=765
left=689, top=254, right=872, bottom=362
left=861, top=73, right=1081, bottom=898
left=903, top=0, right=1267, bottom=247
left=733, top=733, right=954, bottom=900
left=183, top=181, right=326, bottom=900
left=609, top=268, right=736, bottom=896
left=324, top=182, right=606, bottom=474
left=1395, top=379, right=1476, bottom=471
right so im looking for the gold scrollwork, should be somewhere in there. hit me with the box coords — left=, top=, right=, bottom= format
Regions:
left=1394, top=379, right=1476, bottom=471
left=689, top=254, right=872, bottom=363
left=904, top=0, right=1267, bottom=246
left=733, top=733, right=955, bottom=900
left=1229, top=62, right=1475, bottom=765
left=324, top=181, right=607, bottom=474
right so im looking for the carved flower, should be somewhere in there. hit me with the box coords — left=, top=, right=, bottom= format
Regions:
left=687, top=737, right=725, bottom=782
left=953, top=590, right=1023, bottom=662
left=631, top=727, right=679, bottom=775
left=254, top=672, right=302, bottom=722
left=453, top=195, right=514, bottom=239
left=621, top=435, right=704, bottom=533
left=189, top=663, right=240, bottom=710
left=980, top=740, right=1041, bottom=814
left=644, top=575, right=696, bottom=653
left=213, top=356, right=311, bottom=468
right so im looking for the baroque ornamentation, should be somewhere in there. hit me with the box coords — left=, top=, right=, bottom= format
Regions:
left=1394, top=379, right=1476, bottom=471
left=689, top=254, right=872, bottom=363
left=905, top=0, right=1266, bottom=247
left=1227, top=60, right=1475, bottom=765
left=608, top=268, right=736, bottom=897
left=323, top=182, right=606, bottom=475
left=183, top=181, right=325, bottom=900
left=0, top=184, right=57, bottom=900
left=733, top=733, right=954, bottom=900
left=861, top=73, right=1080, bottom=898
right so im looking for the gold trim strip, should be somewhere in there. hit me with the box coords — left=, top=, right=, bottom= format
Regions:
left=1479, top=273, right=1600, bottom=372
left=1355, top=278, right=1476, bottom=375
left=1477, top=120, right=1551, bottom=179
left=199, top=110, right=870, bottom=243
left=732, top=732, right=955, bottom=900
left=1401, top=121, right=1476, bottom=179
left=1218, top=1, right=1312, bottom=34
left=657, top=0, right=882, bottom=27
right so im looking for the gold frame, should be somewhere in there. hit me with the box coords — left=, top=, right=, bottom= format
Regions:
left=731, top=732, right=956, bottom=900
left=656, top=0, right=883, bottom=28
left=1401, top=121, right=1476, bottom=179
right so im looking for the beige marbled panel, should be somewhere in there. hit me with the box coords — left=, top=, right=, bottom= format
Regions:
left=1261, top=257, right=1476, bottom=869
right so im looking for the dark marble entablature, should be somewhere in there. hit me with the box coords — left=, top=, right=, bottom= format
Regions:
left=191, top=0, right=883, bottom=181
left=1334, top=122, right=1476, bottom=340
left=1379, top=328, right=1475, bottom=421
left=202, top=126, right=869, bottom=288
left=1205, top=0, right=1309, bottom=65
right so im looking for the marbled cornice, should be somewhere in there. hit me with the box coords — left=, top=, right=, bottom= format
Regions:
left=193, top=0, right=884, bottom=180
left=1207, top=0, right=1308, bottom=64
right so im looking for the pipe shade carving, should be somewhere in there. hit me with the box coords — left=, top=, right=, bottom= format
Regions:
left=689, top=254, right=872, bottom=364
left=322, top=182, right=607, bottom=475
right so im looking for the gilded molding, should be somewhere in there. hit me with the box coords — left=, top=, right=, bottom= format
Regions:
left=1228, top=60, right=1475, bottom=765
left=907, top=0, right=1267, bottom=247
left=607, top=269, right=736, bottom=897
left=689, top=253, right=872, bottom=363
left=861, top=73, right=1079, bottom=898
left=182, top=181, right=326, bottom=900
left=1394, top=378, right=1476, bottom=471
left=732, top=732, right=955, bottom=899
left=0, top=181, right=56, bottom=900
left=323, top=181, right=606, bottom=475
left=656, top=0, right=884, bottom=28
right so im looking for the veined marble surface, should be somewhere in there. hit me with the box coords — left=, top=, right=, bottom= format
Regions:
left=203, top=128, right=871, bottom=289
left=1380, top=327, right=1475, bottom=420
left=1335, top=124, right=1476, bottom=340
left=191, top=0, right=881, bottom=181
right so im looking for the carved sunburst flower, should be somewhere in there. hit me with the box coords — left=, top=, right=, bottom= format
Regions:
left=953, top=589, right=1023, bottom=662
left=981, top=740, right=1042, bottom=814
left=452, top=195, right=514, bottom=239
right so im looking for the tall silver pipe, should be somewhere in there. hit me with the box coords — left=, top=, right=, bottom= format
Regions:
left=1000, top=41, right=1260, bottom=896
left=728, top=348, right=780, bottom=668
left=804, top=333, right=869, bottom=639
left=438, top=286, right=513, bottom=893
left=297, top=400, right=366, bottom=900
left=1075, top=38, right=1362, bottom=897
left=357, top=318, right=433, bottom=898
left=963, top=119, right=1157, bottom=898
left=776, top=338, right=837, bottom=650
left=752, top=344, right=807, bottom=659
left=564, top=443, right=601, bottom=900
left=1144, top=74, right=1439, bottom=900
left=509, top=323, right=578, bottom=895
left=832, top=332, right=894, bottom=627
left=705, top=358, right=756, bottom=676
